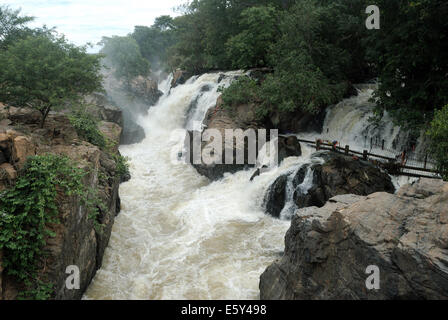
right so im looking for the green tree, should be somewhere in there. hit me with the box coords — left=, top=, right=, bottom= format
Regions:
left=427, top=105, right=448, bottom=181
left=226, top=5, right=278, bottom=69
left=100, top=36, right=150, bottom=81
left=0, top=33, right=103, bottom=127
left=0, top=5, right=34, bottom=50
left=366, top=0, right=448, bottom=130
left=131, top=16, right=176, bottom=70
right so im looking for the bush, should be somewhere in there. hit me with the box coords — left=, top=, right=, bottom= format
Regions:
left=427, top=105, right=448, bottom=181
left=114, top=154, right=130, bottom=180
left=220, top=76, right=259, bottom=107
left=69, top=110, right=106, bottom=149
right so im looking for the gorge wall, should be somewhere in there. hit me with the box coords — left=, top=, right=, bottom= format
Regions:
left=0, top=98, right=124, bottom=300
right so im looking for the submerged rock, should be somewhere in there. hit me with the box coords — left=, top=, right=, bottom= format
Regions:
left=263, top=151, right=395, bottom=218
left=260, top=178, right=448, bottom=300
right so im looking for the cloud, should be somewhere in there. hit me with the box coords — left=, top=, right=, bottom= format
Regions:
left=3, top=0, right=186, bottom=51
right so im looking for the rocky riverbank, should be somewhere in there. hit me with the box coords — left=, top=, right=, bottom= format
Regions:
left=260, top=178, right=448, bottom=300
left=0, top=97, right=125, bottom=300
left=263, top=151, right=396, bottom=218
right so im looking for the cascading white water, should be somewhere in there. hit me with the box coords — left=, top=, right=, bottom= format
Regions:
left=84, top=74, right=422, bottom=300
left=83, top=72, right=314, bottom=300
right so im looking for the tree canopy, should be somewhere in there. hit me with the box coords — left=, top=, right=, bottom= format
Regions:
left=0, top=6, right=34, bottom=49
left=100, top=35, right=150, bottom=81
left=0, top=32, right=103, bottom=127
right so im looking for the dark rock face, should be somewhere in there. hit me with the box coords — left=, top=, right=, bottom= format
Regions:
left=264, top=175, right=288, bottom=218
left=264, top=151, right=395, bottom=218
left=120, top=125, right=146, bottom=145
left=278, top=136, right=302, bottom=162
left=128, top=76, right=163, bottom=107
left=171, top=70, right=189, bottom=88
left=260, top=179, right=448, bottom=300
left=186, top=130, right=302, bottom=181
left=266, top=106, right=327, bottom=134
left=186, top=93, right=303, bottom=181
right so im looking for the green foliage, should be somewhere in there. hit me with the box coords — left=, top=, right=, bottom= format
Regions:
left=220, top=76, right=259, bottom=107
left=0, top=5, right=34, bottom=50
left=427, top=105, right=448, bottom=181
left=18, top=280, right=54, bottom=301
left=226, top=5, right=278, bottom=69
left=100, top=36, right=150, bottom=80
left=114, top=155, right=130, bottom=179
left=220, top=0, right=354, bottom=118
left=131, top=16, right=176, bottom=70
left=366, top=0, right=448, bottom=127
left=69, top=110, right=106, bottom=149
left=0, top=154, right=104, bottom=299
left=167, top=0, right=284, bottom=73
left=0, top=32, right=103, bottom=127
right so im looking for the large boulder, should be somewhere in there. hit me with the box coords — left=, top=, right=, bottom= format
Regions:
left=171, top=69, right=189, bottom=88
left=0, top=103, right=41, bottom=125
left=84, top=93, right=123, bottom=126
left=129, top=76, right=163, bottom=106
left=186, top=96, right=302, bottom=181
left=260, top=178, right=448, bottom=300
left=264, top=151, right=395, bottom=218
left=186, top=131, right=302, bottom=181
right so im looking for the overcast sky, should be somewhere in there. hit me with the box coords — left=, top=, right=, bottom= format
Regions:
left=3, top=0, right=186, bottom=51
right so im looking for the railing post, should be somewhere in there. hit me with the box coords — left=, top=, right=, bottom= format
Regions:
left=345, top=145, right=349, bottom=155
left=363, top=150, right=368, bottom=160
left=316, top=139, right=321, bottom=151
left=424, top=154, right=428, bottom=169
left=382, top=139, right=385, bottom=150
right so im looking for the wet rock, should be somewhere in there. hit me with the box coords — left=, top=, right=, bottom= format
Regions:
left=263, top=151, right=395, bottom=218
left=264, top=175, right=288, bottom=217
left=171, top=69, right=188, bottom=88
left=120, top=124, right=145, bottom=145
left=260, top=179, right=448, bottom=300
left=187, top=95, right=302, bottom=181
left=278, top=135, right=302, bottom=162
left=129, top=76, right=163, bottom=106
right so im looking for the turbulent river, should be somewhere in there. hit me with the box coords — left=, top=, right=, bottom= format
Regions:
left=84, top=72, right=415, bottom=300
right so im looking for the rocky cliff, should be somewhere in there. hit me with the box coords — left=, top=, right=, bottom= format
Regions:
left=102, top=71, right=163, bottom=145
left=260, top=178, right=448, bottom=300
left=0, top=99, right=124, bottom=300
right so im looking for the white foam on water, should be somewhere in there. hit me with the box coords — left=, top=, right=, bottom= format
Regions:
left=84, top=75, right=421, bottom=300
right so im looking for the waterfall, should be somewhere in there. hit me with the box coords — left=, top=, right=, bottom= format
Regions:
left=83, top=72, right=305, bottom=300
left=84, top=74, right=421, bottom=300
